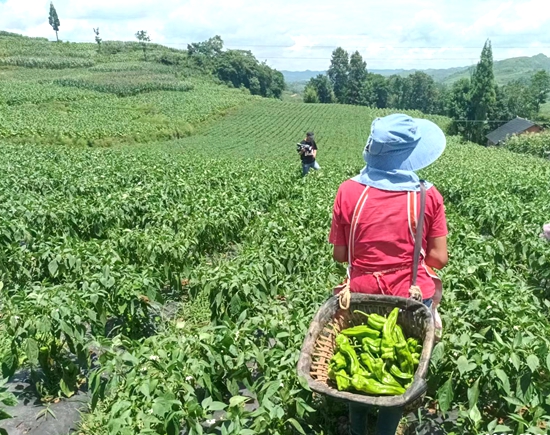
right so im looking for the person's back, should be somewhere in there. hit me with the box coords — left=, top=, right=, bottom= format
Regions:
left=328, top=113, right=448, bottom=435
left=330, top=180, right=447, bottom=298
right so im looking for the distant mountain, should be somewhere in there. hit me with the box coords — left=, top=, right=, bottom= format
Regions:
left=282, top=54, right=550, bottom=87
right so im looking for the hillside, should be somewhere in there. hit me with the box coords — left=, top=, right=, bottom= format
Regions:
left=282, top=53, right=550, bottom=86
left=0, top=31, right=262, bottom=146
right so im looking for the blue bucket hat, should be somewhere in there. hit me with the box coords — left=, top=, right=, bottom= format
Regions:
left=352, top=114, right=446, bottom=191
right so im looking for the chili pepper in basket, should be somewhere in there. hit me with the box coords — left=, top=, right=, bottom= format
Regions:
left=371, top=358, right=403, bottom=388
left=341, top=325, right=381, bottom=340
left=354, top=310, right=387, bottom=331
left=329, top=367, right=351, bottom=390
left=389, top=364, right=414, bottom=382
left=335, top=334, right=368, bottom=377
left=351, top=374, right=405, bottom=396
left=329, top=351, right=347, bottom=371
left=380, top=308, right=399, bottom=360
left=361, top=337, right=381, bottom=354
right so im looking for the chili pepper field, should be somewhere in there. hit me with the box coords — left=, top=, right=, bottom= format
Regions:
left=2, top=43, right=550, bottom=435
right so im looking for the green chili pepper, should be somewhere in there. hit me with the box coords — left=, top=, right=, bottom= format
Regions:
left=355, top=310, right=387, bottom=331
left=335, top=334, right=368, bottom=377
left=329, top=367, right=351, bottom=391
left=395, top=341, right=415, bottom=374
left=351, top=374, right=405, bottom=396
left=362, top=337, right=381, bottom=354
left=359, top=350, right=375, bottom=373
left=341, top=325, right=381, bottom=340
left=380, top=308, right=399, bottom=360
left=389, top=364, right=414, bottom=382
left=371, top=358, right=403, bottom=388
left=411, top=353, right=420, bottom=366
left=407, top=337, right=419, bottom=353
left=329, top=351, right=347, bottom=371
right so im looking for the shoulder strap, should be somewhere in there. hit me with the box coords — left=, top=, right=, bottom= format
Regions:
left=410, top=182, right=427, bottom=286
left=348, top=186, right=370, bottom=267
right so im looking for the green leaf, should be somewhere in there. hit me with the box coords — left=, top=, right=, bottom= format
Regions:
left=297, top=375, right=311, bottom=392
left=504, top=396, right=524, bottom=406
left=526, top=355, right=540, bottom=373
left=510, top=352, right=521, bottom=371
left=467, top=378, right=480, bottom=409
left=228, top=395, right=249, bottom=407
left=431, top=342, right=445, bottom=367
left=208, top=401, right=227, bottom=411
left=437, top=376, right=453, bottom=415
left=48, top=259, right=58, bottom=276
left=546, top=353, right=550, bottom=372
left=262, top=381, right=280, bottom=401
left=59, top=378, right=74, bottom=398
left=457, top=356, right=476, bottom=376
left=25, top=338, right=39, bottom=366
left=495, top=369, right=511, bottom=395
left=286, top=418, right=306, bottom=435
left=468, top=405, right=481, bottom=424
left=493, top=425, right=512, bottom=432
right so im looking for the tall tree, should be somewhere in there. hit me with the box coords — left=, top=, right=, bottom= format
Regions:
left=346, top=51, right=370, bottom=105
left=303, top=85, right=320, bottom=103
left=405, top=72, right=438, bottom=113
left=327, top=47, right=349, bottom=103
left=48, top=2, right=60, bottom=42
left=468, top=40, right=496, bottom=143
left=93, top=28, right=102, bottom=52
left=367, top=74, right=390, bottom=108
left=135, top=30, right=151, bottom=61
left=446, top=78, right=472, bottom=135
left=529, top=70, right=550, bottom=113
left=387, top=75, right=410, bottom=109
left=306, top=74, right=335, bottom=103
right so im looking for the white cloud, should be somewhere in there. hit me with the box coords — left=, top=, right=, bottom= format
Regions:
left=2, top=0, right=550, bottom=71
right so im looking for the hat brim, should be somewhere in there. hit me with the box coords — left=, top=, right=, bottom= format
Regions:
left=366, top=118, right=446, bottom=172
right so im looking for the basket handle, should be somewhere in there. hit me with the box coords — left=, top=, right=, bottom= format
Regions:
left=402, top=377, right=428, bottom=404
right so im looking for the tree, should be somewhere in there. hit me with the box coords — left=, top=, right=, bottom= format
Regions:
left=446, top=78, right=472, bottom=135
left=303, top=85, right=320, bottom=103
left=306, top=74, right=335, bottom=103
left=327, top=47, right=349, bottom=103
left=346, top=51, right=370, bottom=105
left=405, top=72, right=438, bottom=113
left=187, top=35, right=224, bottom=62
left=387, top=75, right=410, bottom=109
left=529, top=70, right=550, bottom=113
left=135, top=30, right=151, bottom=61
left=367, top=74, right=390, bottom=108
left=93, top=28, right=102, bottom=52
left=468, top=40, right=496, bottom=143
left=48, top=2, right=60, bottom=42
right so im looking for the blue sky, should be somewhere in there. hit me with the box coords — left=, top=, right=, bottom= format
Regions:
left=1, top=0, right=550, bottom=71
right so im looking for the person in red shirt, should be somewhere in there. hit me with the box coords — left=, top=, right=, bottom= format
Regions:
left=329, top=113, right=448, bottom=435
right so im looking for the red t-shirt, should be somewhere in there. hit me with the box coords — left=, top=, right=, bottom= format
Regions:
left=329, top=180, right=448, bottom=299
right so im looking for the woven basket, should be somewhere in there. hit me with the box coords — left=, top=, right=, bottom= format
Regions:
left=297, top=293, right=435, bottom=409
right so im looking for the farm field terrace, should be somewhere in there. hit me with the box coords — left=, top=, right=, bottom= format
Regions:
left=1, top=98, right=550, bottom=434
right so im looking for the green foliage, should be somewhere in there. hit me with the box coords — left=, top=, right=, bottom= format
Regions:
left=468, top=40, right=497, bottom=143
left=327, top=47, right=349, bottom=103
left=346, top=51, right=371, bottom=106
left=93, top=28, right=102, bottom=52
left=505, top=130, right=550, bottom=158
left=305, top=74, right=334, bottom=103
left=303, top=86, right=319, bottom=103
left=135, top=30, right=151, bottom=61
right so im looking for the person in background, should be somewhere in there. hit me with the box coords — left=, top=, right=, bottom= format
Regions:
left=329, top=114, right=449, bottom=435
left=298, top=131, right=320, bottom=176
